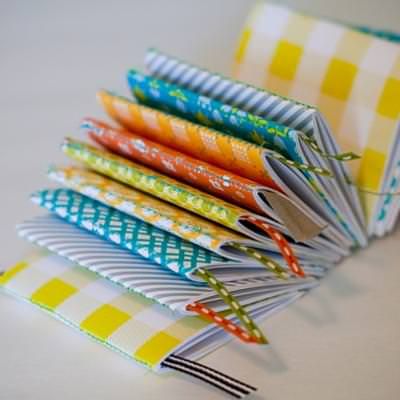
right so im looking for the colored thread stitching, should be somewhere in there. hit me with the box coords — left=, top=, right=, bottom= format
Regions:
left=345, top=175, right=400, bottom=196
left=242, top=216, right=305, bottom=277
left=186, top=302, right=259, bottom=344
left=194, top=267, right=268, bottom=344
left=229, top=242, right=288, bottom=280
left=356, top=187, right=400, bottom=196
left=300, top=135, right=360, bottom=162
left=266, top=150, right=333, bottom=176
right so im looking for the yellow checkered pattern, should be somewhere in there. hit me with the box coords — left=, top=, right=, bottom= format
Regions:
left=0, top=250, right=211, bottom=370
left=233, top=2, right=400, bottom=221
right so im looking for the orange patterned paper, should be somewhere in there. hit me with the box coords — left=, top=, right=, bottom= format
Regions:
left=97, top=90, right=281, bottom=188
left=83, top=118, right=282, bottom=215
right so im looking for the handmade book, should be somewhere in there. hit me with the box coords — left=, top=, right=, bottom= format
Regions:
left=2, top=2, right=399, bottom=397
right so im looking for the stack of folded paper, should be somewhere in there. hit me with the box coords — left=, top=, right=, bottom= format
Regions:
left=1, top=3, right=399, bottom=397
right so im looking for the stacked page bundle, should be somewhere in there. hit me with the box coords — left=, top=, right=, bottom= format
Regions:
left=1, top=2, right=399, bottom=397
left=232, top=2, right=400, bottom=237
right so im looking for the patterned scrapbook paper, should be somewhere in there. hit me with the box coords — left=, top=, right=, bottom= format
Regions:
left=143, top=50, right=367, bottom=245
left=61, top=138, right=283, bottom=234
left=127, top=70, right=301, bottom=161
left=18, top=215, right=321, bottom=314
left=31, top=188, right=228, bottom=280
left=0, top=250, right=212, bottom=370
left=233, top=2, right=400, bottom=221
left=48, top=165, right=248, bottom=255
left=84, top=118, right=328, bottom=242
left=61, top=138, right=315, bottom=270
left=97, top=90, right=308, bottom=186
left=83, top=118, right=270, bottom=215
left=18, top=215, right=210, bottom=312
left=17, top=209, right=273, bottom=344
left=144, top=48, right=316, bottom=136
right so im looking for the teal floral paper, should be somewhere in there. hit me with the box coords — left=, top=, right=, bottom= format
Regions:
left=127, top=70, right=302, bottom=162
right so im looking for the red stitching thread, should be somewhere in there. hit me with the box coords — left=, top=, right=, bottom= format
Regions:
left=186, top=302, right=261, bottom=344
left=245, top=216, right=305, bottom=277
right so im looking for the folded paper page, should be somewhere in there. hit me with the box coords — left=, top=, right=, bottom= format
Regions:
left=127, top=69, right=359, bottom=164
left=18, top=214, right=319, bottom=344
left=98, top=90, right=359, bottom=248
left=82, top=118, right=347, bottom=257
left=31, top=189, right=275, bottom=342
left=30, top=188, right=240, bottom=281
left=0, top=250, right=213, bottom=370
left=61, top=138, right=337, bottom=267
left=143, top=49, right=367, bottom=248
left=82, top=117, right=325, bottom=242
left=0, top=250, right=261, bottom=398
left=17, top=215, right=319, bottom=313
left=128, top=68, right=365, bottom=239
left=50, top=166, right=330, bottom=273
left=97, top=90, right=321, bottom=185
left=232, top=2, right=400, bottom=235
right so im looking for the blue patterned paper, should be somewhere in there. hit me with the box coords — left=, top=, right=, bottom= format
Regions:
left=127, top=70, right=303, bottom=163
left=31, top=188, right=227, bottom=280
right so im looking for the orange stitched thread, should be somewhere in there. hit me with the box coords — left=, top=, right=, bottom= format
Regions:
left=186, top=302, right=262, bottom=344
left=244, top=216, right=305, bottom=277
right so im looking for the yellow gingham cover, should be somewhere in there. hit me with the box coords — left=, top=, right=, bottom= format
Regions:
left=0, top=250, right=211, bottom=370
left=233, top=2, right=400, bottom=222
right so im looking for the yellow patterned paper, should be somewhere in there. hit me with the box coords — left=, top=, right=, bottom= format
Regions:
left=0, top=250, right=212, bottom=370
left=233, top=2, right=400, bottom=222
left=62, top=138, right=260, bottom=234
left=97, top=90, right=277, bottom=187
left=49, top=165, right=246, bottom=253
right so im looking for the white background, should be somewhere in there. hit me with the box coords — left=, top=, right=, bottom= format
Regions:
left=1, top=1, right=400, bottom=399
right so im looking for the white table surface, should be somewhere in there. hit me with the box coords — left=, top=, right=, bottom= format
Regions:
left=1, top=1, right=400, bottom=399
